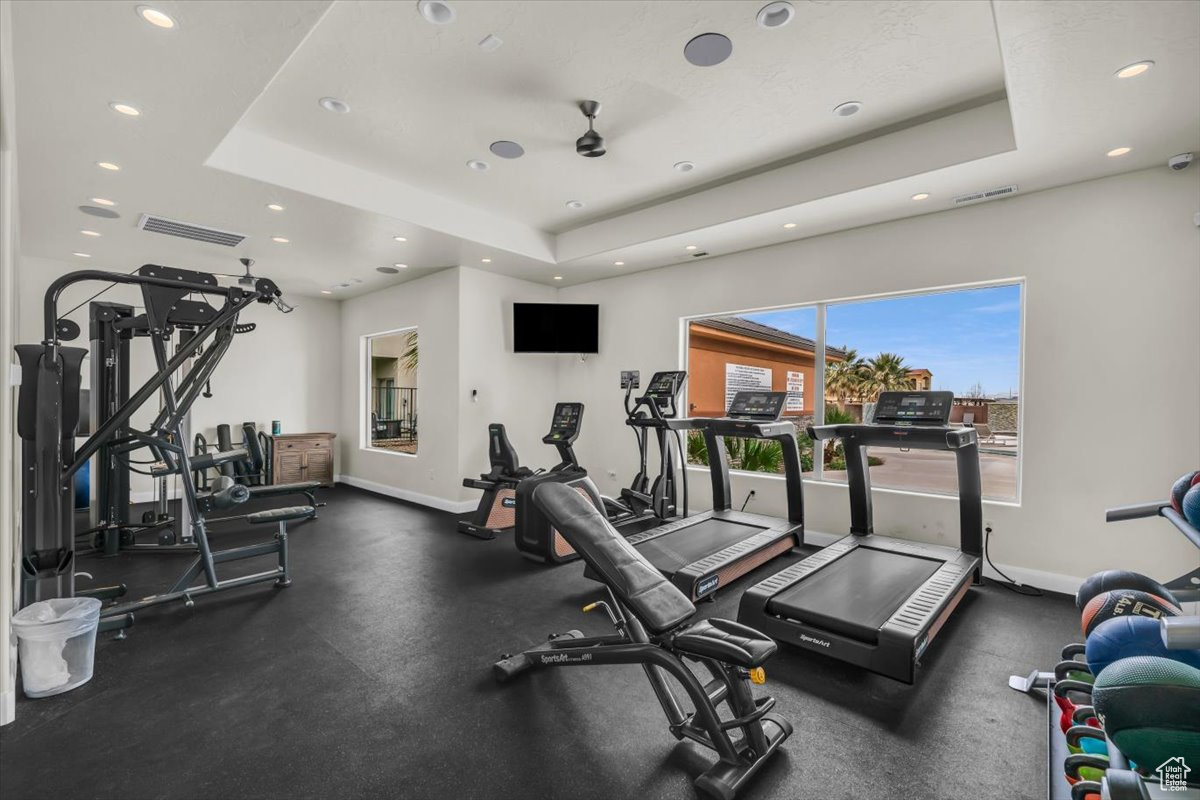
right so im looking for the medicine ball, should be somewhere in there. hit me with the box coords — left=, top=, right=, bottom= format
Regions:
left=1080, top=589, right=1180, bottom=638
left=1183, top=484, right=1200, bottom=528
left=1170, top=470, right=1200, bottom=513
left=1086, top=615, right=1200, bottom=677
left=1076, top=569, right=1177, bottom=610
left=1093, top=656, right=1200, bottom=769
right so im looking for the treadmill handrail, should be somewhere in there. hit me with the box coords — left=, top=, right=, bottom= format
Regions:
left=807, top=424, right=977, bottom=450
left=697, top=416, right=804, bottom=525
left=810, top=423, right=982, bottom=556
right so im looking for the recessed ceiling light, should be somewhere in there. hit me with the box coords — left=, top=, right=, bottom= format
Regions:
left=266, top=203, right=285, bottom=212
left=393, top=263, right=408, bottom=269
left=1106, top=147, right=1132, bottom=157
left=320, top=289, right=333, bottom=294
left=109, top=102, right=141, bottom=117
left=782, top=222, right=796, bottom=229
left=79, top=205, right=120, bottom=219
left=490, top=140, right=524, bottom=159
left=833, top=101, right=863, bottom=117
left=684, top=33, right=733, bottom=67
left=393, top=235, right=407, bottom=242
left=553, top=276, right=563, bottom=281
left=318, top=97, right=350, bottom=114
left=417, top=0, right=456, bottom=25
left=613, top=261, right=624, bottom=266
left=565, top=200, right=585, bottom=210
left=1115, top=61, right=1153, bottom=79
left=377, top=266, right=400, bottom=275
left=757, top=1, right=794, bottom=28
left=911, top=192, right=930, bottom=201
left=97, top=161, right=121, bottom=171
left=673, top=161, right=696, bottom=173
left=467, top=159, right=490, bottom=171
left=685, top=245, right=698, bottom=251
left=91, top=197, right=116, bottom=206
left=478, top=34, right=503, bottom=52
left=72, top=252, right=91, bottom=258
left=80, top=230, right=101, bottom=237
left=271, top=236, right=290, bottom=243
left=481, top=258, right=492, bottom=263
left=136, top=6, right=176, bottom=29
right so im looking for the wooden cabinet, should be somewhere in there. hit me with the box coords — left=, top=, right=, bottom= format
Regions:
left=269, top=432, right=336, bottom=486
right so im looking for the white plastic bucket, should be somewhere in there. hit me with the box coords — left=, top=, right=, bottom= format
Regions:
left=11, top=597, right=102, bottom=698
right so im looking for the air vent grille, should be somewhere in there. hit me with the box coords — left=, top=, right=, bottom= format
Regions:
left=953, top=184, right=1018, bottom=206
left=137, top=214, right=246, bottom=247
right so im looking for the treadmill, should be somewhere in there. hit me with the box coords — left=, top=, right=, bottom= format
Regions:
left=604, top=390, right=804, bottom=601
left=738, top=391, right=982, bottom=684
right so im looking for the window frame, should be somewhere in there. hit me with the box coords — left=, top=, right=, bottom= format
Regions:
left=360, top=325, right=419, bottom=459
left=680, top=277, right=1025, bottom=506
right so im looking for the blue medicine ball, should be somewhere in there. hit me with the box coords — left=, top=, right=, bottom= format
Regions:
left=1087, top=615, right=1200, bottom=677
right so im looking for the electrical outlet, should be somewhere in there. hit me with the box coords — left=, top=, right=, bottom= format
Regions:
left=984, top=519, right=994, bottom=534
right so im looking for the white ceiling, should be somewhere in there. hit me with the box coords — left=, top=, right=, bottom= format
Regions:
left=9, top=0, right=1200, bottom=298
left=236, top=0, right=1004, bottom=232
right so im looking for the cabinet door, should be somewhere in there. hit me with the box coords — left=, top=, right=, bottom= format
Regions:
left=305, top=447, right=333, bottom=485
left=276, top=450, right=305, bottom=484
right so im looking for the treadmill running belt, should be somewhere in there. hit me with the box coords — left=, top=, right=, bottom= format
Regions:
left=765, top=547, right=943, bottom=644
left=638, top=518, right=766, bottom=574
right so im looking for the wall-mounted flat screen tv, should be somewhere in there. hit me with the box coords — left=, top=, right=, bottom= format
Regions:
left=513, top=303, right=599, bottom=353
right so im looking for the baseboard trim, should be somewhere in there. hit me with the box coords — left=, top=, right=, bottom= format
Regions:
left=0, top=688, right=14, bottom=726
left=337, top=474, right=475, bottom=514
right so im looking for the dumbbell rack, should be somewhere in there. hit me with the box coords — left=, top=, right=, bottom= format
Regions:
left=1105, top=500, right=1200, bottom=603
left=1010, top=500, right=1200, bottom=799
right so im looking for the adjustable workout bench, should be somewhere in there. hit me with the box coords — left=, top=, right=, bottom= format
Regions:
left=494, top=483, right=791, bottom=800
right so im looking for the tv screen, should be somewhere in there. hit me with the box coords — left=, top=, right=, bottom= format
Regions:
left=513, top=303, right=599, bottom=353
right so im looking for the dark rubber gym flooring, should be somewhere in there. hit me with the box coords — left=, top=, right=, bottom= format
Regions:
left=1, top=485, right=1079, bottom=800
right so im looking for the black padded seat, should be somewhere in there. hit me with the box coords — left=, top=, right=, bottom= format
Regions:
left=672, top=618, right=778, bottom=668
left=533, top=483, right=696, bottom=635
left=245, top=505, right=315, bottom=524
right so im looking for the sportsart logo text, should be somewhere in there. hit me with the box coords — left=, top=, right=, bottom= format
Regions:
left=502, top=497, right=516, bottom=508
left=800, top=634, right=831, bottom=648
left=696, top=575, right=720, bottom=597
left=540, top=653, right=592, bottom=664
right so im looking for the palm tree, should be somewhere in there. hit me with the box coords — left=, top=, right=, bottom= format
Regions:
left=399, top=331, right=418, bottom=374
left=825, top=347, right=867, bottom=410
left=862, top=352, right=914, bottom=401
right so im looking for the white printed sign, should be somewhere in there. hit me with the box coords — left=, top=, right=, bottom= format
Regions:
left=786, top=370, right=804, bottom=412
left=725, top=363, right=772, bottom=411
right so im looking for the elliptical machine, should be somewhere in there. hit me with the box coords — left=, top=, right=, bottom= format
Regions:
left=603, top=370, right=688, bottom=523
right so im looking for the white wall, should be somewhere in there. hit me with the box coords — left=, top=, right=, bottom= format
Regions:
left=337, top=268, right=462, bottom=509
left=456, top=267, right=559, bottom=497
left=1, top=0, right=20, bottom=726
left=557, top=167, right=1200, bottom=589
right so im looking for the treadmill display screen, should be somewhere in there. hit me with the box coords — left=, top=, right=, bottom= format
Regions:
left=727, top=391, right=786, bottom=420
left=901, top=396, right=926, bottom=407
left=873, top=391, right=952, bottom=425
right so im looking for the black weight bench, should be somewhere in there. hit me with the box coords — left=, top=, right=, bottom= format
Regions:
left=494, top=483, right=791, bottom=800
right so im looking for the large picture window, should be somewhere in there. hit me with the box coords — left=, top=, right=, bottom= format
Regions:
left=364, top=328, right=418, bottom=455
left=685, top=282, right=1022, bottom=502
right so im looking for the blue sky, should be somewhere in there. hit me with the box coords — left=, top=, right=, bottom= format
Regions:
left=741, top=284, right=1022, bottom=396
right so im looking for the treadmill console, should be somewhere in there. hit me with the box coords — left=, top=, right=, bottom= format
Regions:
left=872, top=391, right=953, bottom=426
left=544, top=402, right=584, bottom=443
left=726, top=391, right=787, bottom=421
